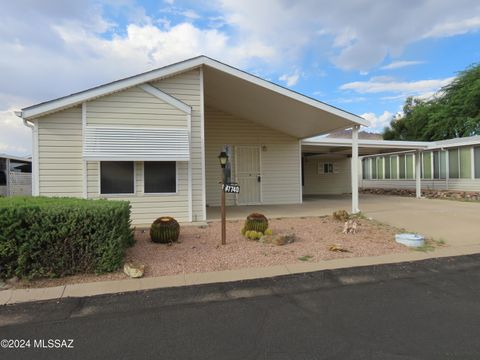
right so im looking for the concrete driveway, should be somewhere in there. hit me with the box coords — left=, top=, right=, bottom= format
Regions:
left=208, top=194, right=480, bottom=247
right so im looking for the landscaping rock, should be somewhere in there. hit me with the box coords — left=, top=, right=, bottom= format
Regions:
left=123, top=262, right=145, bottom=278
left=260, top=233, right=295, bottom=246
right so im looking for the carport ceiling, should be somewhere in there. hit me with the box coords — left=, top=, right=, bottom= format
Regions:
left=203, top=65, right=365, bottom=139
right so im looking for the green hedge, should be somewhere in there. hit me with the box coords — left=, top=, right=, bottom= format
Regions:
left=0, top=197, right=134, bottom=279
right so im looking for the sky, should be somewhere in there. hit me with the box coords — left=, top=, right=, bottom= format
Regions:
left=1, top=0, right=479, bottom=156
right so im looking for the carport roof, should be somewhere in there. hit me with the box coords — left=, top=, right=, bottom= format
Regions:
left=17, top=56, right=368, bottom=138
left=302, top=138, right=429, bottom=156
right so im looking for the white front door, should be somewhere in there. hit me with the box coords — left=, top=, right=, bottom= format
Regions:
left=236, top=146, right=261, bottom=205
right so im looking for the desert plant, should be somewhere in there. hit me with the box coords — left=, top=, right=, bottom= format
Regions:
left=243, top=213, right=269, bottom=233
left=332, top=209, right=350, bottom=222
left=150, top=216, right=180, bottom=243
left=247, top=231, right=262, bottom=240
left=264, top=228, right=273, bottom=235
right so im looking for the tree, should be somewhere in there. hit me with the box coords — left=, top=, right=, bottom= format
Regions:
left=382, top=63, right=480, bottom=141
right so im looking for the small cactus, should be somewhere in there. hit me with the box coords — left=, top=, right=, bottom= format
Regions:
left=244, top=213, right=269, bottom=233
left=150, top=216, right=180, bottom=243
left=264, top=228, right=273, bottom=235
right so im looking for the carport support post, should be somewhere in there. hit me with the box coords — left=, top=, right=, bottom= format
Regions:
left=351, top=125, right=360, bottom=214
left=415, top=150, right=422, bottom=198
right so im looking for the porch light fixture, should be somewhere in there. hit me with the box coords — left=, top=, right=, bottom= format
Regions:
left=218, top=151, right=228, bottom=168
left=218, top=150, right=229, bottom=246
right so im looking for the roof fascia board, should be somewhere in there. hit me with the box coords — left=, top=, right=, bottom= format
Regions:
left=138, top=84, right=191, bottom=114
left=21, top=57, right=204, bottom=119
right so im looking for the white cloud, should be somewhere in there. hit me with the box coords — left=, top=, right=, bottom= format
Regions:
left=218, top=0, right=480, bottom=71
left=340, top=76, right=455, bottom=96
left=0, top=108, right=31, bottom=156
left=423, top=16, right=480, bottom=38
left=381, top=60, right=425, bottom=70
left=361, top=111, right=393, bottom=132
left=279, top=70, right=301, bottom=87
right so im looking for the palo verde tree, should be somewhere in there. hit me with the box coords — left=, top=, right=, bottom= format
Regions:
left=383, top=63, right=480, bottom=141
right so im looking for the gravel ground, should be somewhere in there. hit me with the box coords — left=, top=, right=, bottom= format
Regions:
left=9, top=216, right=412, bottom=289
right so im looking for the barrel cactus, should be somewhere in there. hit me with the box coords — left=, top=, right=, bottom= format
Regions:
left=150, top=216, right=180, bottom=243
left=243, top=213, right=269, bottom=234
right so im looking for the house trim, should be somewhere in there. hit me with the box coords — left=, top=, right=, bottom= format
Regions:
left=138, top=84, right=191, bottom=114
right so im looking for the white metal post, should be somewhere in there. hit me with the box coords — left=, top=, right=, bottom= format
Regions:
left=351, top=125, right=359, bottom=213
left=415, top=150, right=422, bottom=198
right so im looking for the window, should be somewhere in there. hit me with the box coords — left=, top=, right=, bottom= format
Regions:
left=376, top=157, right=384, bottom=179
left=399, top=155, right=405, bottom=179
left=144, top=161, right=176, bottom=193
left=475, top=147, right=480, bottom=179
left=322, top=163, right=333, bottom=174
left=422, top=152, right=432, bottom=179
left=384, top=156, right=391, bottom=179
left=100, top=161, right=134, bottom=194
left=433, top=150, right=447, bottom=179
left=362, top=159, right=371, bottom=179
left=391, top=156, right=398, bottom=179
left=448, top=148, right=459, bottom=179
left=405, top=154, right=414, bottom=179
left=9, top=160, right=31, bottom=173
left=372, top=157, right=377, bottom=179
left=460, top=147, right=471, bottom=178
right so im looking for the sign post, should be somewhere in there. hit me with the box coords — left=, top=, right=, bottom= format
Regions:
left=218, top=151, right=228, bottom=245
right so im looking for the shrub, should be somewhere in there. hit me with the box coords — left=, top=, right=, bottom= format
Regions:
left=0, top=196, right=134, bottom=279
left=332, top=209, right=350, bottom=222
left=243, top=213, right=269, bottom=233
left=150, top=216, right=180, bottom=243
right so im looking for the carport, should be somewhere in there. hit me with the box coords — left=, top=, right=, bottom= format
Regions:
left=301, top=138, right=429, bottom=212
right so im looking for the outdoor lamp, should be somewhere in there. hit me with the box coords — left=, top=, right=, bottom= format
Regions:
left=218, top=151, right=228, bottom=168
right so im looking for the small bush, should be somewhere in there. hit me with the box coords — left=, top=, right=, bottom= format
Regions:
left=150, top=216, right=180, bottom=243
left=0, top=196, right=134, bottom=279
left=332, top=209, right=350, bottom=222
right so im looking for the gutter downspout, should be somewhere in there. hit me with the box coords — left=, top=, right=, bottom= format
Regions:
left=17, top=111, right=37, bottom=196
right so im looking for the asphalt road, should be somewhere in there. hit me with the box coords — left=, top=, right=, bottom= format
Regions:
left=1, top=255, right=480, bottom=360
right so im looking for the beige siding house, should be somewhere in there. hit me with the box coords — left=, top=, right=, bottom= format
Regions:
left=18, top=56, right=367, bottom=226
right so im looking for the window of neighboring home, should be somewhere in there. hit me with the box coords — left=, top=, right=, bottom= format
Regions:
left=475, top=147, right=480, bottom=179
left=9, top=160, right=31, bottom=173
left=376, top=157, right=384, bottom=179
left=405, top=154, right=414, bottom=179
left=371, top=157, right=377, bottom=179
left=448, top=148, right=459, bottom=179
left=433, top=150, right=447, bottom=179
left=384, top=156, right=391, bottom=179
left=459, top=147, right=472, bottom=178
left=322, top=163, right=334, bottom=174
left=100, top=161, right=134, bottom=194
left=362, top=159, right=370, bottom=179
left=422, top=152, right=432, bottom=179
left=399, top=155, right=406, bottom=179
left=391, top=155, right=398, bottom=179
left=144, top=161, right=176, bottom=193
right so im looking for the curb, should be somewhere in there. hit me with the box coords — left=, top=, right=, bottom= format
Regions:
left=2, top=243, right=480, bottom=306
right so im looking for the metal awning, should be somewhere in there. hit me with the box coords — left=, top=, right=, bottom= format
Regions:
left=83, top=127, right=190, bottom=161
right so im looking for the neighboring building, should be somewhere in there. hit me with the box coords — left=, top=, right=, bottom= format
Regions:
left=16, top=56, right=367, bottom=225
left=0, top=154, right=32, bottom=197
left=360, top=135, right=480, bottom=192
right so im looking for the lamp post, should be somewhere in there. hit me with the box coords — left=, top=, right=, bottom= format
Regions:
left=218, top=151, right=228, bottom=245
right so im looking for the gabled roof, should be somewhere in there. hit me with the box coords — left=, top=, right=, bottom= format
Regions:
left=18, top=56, right=368, bottom=130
